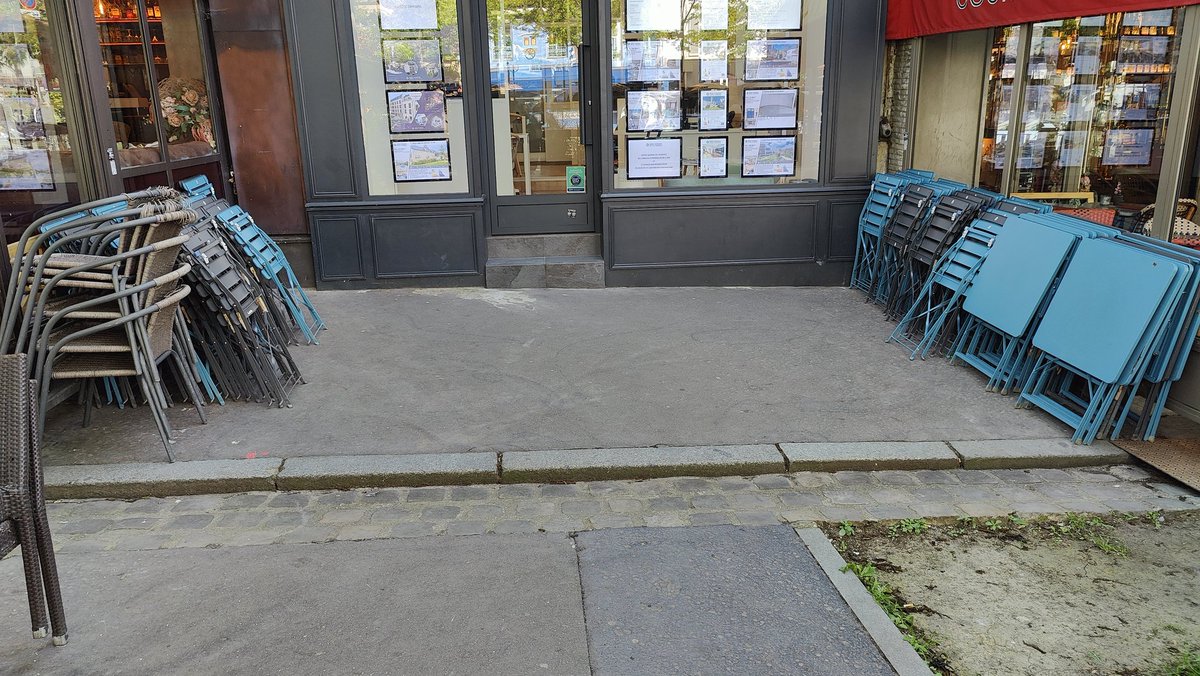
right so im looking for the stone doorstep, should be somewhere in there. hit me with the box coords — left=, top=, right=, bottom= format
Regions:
left=43, top=438, right=1135, bottom=500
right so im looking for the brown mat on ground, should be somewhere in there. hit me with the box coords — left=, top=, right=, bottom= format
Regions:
left=1112, top=438, right=1200, bottom=492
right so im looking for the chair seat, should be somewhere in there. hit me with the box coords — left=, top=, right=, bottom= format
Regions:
left=44, top=296, right=123, bottom=321
left=53, top=327, right=133, bottom=354
left=35, top=253, right=118, bottom=271
left=50, top=352, right=138, bottom=379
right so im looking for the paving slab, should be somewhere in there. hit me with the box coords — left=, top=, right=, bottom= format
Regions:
left=44, top=458, right=281, bottom=500
left=0, top=536, right=590, bottom=675
left=277, top=452, right=498, bottom=490
left=574, top=525, right=895, bottom=675
left=502, top=445, right=785, bottom=483
left=42, top=287, right=1067, bottom=466
left=781, top=441, right=960, bottom=471
left=949, top=438, right=1131, bottom=470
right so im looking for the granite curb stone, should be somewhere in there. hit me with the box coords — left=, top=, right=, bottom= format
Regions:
left=276, top=453, right=498, bottom=490
left=501, top=445, right=785, bottom=483
left=780, top=441, right=960, bottom=471
left=949, top=438, right=1132, bottom=469
left=45, top=458, right=283, bottom=500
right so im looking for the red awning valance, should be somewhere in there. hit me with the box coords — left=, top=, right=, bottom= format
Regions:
left=887, top=0, right=1199, bottom=40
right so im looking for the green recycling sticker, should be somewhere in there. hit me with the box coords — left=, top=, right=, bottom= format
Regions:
left=566, top=166, right=586, bottom=193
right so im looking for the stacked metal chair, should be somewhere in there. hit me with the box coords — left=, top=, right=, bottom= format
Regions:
left=869, top=178, right=965, bottom=305
left=849, top=170, right=932, bottom=292
left=2, top=189, right=207, bottom=461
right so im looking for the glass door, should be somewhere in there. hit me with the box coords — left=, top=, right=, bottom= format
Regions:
left=485, top=0, right=597, bottom=234
left=84, top=0, right=229, bottom=194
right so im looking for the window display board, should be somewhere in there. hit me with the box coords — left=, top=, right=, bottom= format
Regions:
left=611, top=0, right=826, bottom=189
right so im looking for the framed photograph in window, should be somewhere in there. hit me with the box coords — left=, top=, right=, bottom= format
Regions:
left=699, top=137, right=728, bottom=178
left=742, top=88, right=797, bottom=131
left=744, top=39, right=800, bottom=81
left=626, top=90, right=683, bottom=132
left=392, top=139, right=452, bottom=182
left=741, top=136, right=796, bottom=177
left=387, top=90, right=446, bottom=133
left=382, top=38, right=444, bottom=84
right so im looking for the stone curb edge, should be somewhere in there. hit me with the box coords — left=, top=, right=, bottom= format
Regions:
left=44, top=438, right=1132, bottom=500
left=794, top=527, right=934, bottom=676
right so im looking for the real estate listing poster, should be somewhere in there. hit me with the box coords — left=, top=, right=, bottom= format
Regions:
left=626, top=90, right=683, bottom=131
left=1102, top=129, right=1153, bottom=166
left=383, top=39, right=444, bottom=83
left=701, top=0, right=729, bottom=30
left=700, top=40, right=728, bottom=82
left=387, top=90, right=446, bottom=133
left=699, top=90, right=728, bottom=131
left=1056, top=131, right=1089, bottom=167
left=743, top=88, right=797, bottom=130
left=378, top=0, right=438, bottom=30
left=742, top=136, right=796, bottom=177
left=626, top=0, right=682, bottom=32
left=625, top=40, right=682, bottom=82
left=744, top=39, right=800, bottom=81
left=392, top=139, right=452, bottom=181
left=699, top=137, right=728, bottom=178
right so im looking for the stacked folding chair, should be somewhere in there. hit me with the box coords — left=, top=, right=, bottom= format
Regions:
left=869, top=179, right=965, bottom=305
left=888, top=196, right=1050, bottom=360
left=214, top=204, right=325, bottom=345
left=849, top=171, right=932, bottom=292
left=177, top=213, right=304, bottom=408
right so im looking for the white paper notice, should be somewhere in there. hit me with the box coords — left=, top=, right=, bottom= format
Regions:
left=742, top=137, right=796, bottom=177
left=699, top=137, right=727, bottom=178
left=700, top=41, right=727, bottom=82
left=379, top=0, right=438, bottom=30
left=701, top=0, right=729, bottom=29
left=626, top=0, right=682, bottom=32
left=747, top=0, right=802, bottom=30
left=1056, top=131, right=1088, bottom=167
left=743, top=88, right=797, bottom=130
left=628, top=138, right=682, bottom=179
left=699, top=90, right=728, bottom=130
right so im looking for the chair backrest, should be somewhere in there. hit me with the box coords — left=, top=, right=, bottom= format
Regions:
left=179, top=174, right=216, bottom=200
left=215, top=206, right=287, bottom=274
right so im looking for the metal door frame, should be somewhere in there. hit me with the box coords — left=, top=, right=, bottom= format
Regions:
left=475, top=0, right=602, bottom=236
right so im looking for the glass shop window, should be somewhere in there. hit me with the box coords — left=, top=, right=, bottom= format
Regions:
left=0, top=3, right=84, bottom=239
left=610, top=0, right=825, bottom=189
left=977, top=26, right=1022, bottom=192
left=350, top=0, right=468, bottom=196
left=979, top=9, right=1187, bottom=220
left=94, top=0, right=219, bottom=169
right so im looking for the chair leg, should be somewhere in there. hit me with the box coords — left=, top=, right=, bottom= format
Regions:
left=134, top=369, right=175, bottom=462
left=15, top=512, right=50, bottom=639
left=169, top=351, right=207, bottom=424
left=27, top=378, right=67, bottom=645
left=81, top=379, right=96, bottom=429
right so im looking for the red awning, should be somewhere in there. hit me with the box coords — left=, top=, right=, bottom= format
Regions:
left=887, top=0, right=1199, bottom=40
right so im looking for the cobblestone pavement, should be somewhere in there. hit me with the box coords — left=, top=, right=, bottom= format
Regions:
left=40, top=465, right=1200, bottom=553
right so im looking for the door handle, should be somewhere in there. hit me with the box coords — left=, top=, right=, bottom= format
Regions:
left=578, top=43, right=592, bottom=147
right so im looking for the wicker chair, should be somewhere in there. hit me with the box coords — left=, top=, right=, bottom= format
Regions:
left=0, top=353, right=67, bottom=645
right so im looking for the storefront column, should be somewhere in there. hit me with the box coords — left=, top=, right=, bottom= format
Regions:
left=1150, top=4, right=1200, bottom=239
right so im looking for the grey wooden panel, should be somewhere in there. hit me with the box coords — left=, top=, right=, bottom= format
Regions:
left=286, top=0, right=358, bottom=198
left=313, top=216, right=364, bottom=280
left=825, top=1, right=886, bottom=184
left=371, top=214, right=480, bottom=277
left=828, top=197, right=868, bottom=261
left=608, top=200, right=817, bottom=268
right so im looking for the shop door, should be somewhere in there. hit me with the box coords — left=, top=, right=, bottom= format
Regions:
left=78, top=0, right=231, bottom=197
left=483, top=0, right=599, bottom=235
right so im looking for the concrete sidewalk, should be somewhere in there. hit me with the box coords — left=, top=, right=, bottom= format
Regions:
left=43, top=287, right=1070, bottom=466
left=0, top=527, right=914, bottom=675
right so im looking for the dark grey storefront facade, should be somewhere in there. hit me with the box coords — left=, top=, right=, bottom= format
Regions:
left=284, top=0, right=886, bottom=289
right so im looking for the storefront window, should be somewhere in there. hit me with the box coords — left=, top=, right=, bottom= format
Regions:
left=95, top=0, right=219, bottom=169
left=610, top=0, right=825, bottom=189
left=0, top=2, right=83, bottom=236
left=978, top=9, right=1187, bottom=212
left=351, top=0, right=467, bottom=196
left=978, top=26, right=1021, bottom=192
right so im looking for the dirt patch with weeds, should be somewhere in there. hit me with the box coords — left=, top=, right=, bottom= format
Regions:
left=824, top=511, right=1200, bottom=676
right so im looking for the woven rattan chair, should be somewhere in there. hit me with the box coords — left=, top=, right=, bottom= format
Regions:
left=0, top=353, right=67, bottom=645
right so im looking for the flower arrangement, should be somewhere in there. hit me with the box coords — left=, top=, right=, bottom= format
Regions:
left=157, top=77, right=215, bottom=148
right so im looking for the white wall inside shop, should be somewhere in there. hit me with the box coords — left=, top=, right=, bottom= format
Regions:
left=911, top=30, right=989, bottom=185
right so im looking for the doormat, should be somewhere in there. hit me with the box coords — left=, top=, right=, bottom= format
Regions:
left=1112, top=438, right=1200, bottom=492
